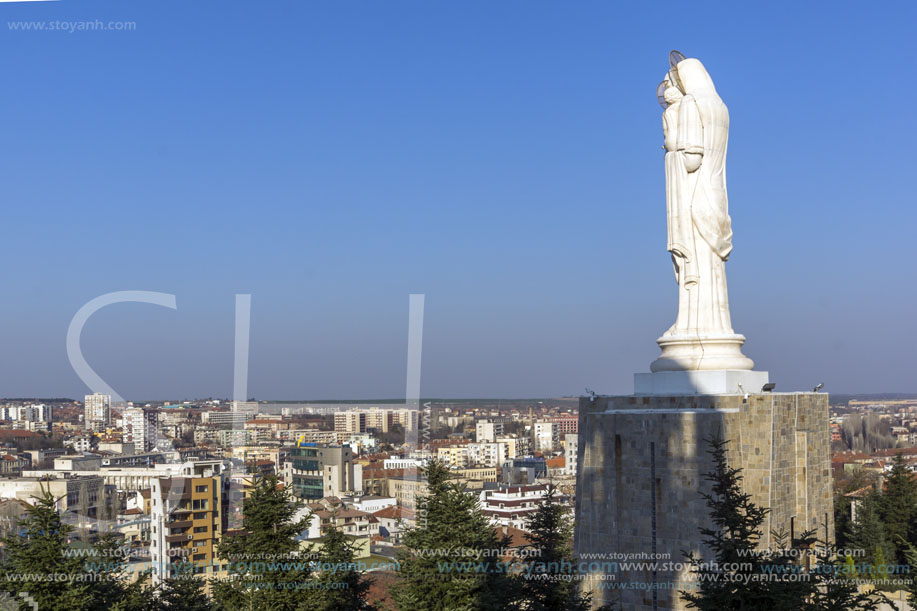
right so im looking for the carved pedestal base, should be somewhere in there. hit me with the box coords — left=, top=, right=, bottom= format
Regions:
left=650, top=333, right=754, bottom=372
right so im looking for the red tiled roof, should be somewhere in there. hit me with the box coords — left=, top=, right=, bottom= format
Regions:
left=372, top=506, right=416, bottom=520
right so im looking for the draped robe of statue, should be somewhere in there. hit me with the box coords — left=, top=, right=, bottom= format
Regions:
left=652, top=58, right=753, bottom=372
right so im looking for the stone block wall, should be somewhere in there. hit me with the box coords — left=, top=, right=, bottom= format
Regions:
left=573, top=393, right=832, bottom=610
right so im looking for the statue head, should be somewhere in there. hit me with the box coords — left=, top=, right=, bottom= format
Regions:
left=670, top=58, right=718, bottom=98
left=663, top=86, right=683, bottom=106
left=657, top=75, right=683, bottom=108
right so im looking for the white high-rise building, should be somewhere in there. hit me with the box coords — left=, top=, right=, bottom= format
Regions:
left=534, top=421, right=559, bottom=452
left=0, top=404, right=51, bottom=426
left=475, top=420, right=504, bottom=443
left=84, top=393, right=111, bottom=431
left=564, top=434, right=578, bottom=476
left=122, top=408, right=159, bottom=453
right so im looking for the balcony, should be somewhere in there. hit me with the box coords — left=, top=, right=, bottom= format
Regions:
left=165, top=534, right=193, bottom=543
left=167, top=520, right=192, bottom=529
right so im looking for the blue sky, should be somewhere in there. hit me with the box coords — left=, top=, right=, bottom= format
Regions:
left=0, top=1, right=914, bottom=400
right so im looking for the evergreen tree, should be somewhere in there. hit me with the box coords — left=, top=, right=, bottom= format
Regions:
left=806, top=559, right=887, bottom=611
left=0, top=488, right=156, bottom=611
left=211, top=474, right=312, bottom=611
left=300, top=519, right=375, bottom=611
left=88, top=533, right=151, bottom=611
left=904, top=542, right=917, bottom=608
left=0, top=489, right=93, bottom=610
left=680, top=438, right=814, bottom=611
left=392, top=460, right=519, bottom=611
left=844, top=491, right=893, bottom=571
left=156, top=576, right=212, bottom=611
left=877, top=453, right=917, bottom=564
left=519, top=485, right=591, bottom=611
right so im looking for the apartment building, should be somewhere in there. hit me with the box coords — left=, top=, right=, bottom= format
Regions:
left=334, top=412, right=367, bottom=433
left=288, top=443, right=361, bottom=499
left=475, top=420, right=504, bottom=443
left=150, top=473, right=227, bottom=585
left=437, top=445, right=469, bottom=467
left=467, top=442, right=509, bottom=468
left=533, top=421, right=559, bottom=452
left=479, top=484, right=551, bottom=530
left=122, top=408, right=159, bottom=453
left=84, top=393, right=111, bottom=432
left=564, top=434, right=578, bottom=476
left=548, top=416, right=578, bottom=435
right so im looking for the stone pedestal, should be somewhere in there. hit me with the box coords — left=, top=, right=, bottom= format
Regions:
left=574, top=393, right=833, bottom=611
left=634, top=370, right=769, bottom=395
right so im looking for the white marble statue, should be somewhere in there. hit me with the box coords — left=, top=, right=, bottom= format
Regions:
left=651, top=53, right=754, bottom=372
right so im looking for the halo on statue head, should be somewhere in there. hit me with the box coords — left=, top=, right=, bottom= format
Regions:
left=668, top=50, right=686, bottom=68
left=667, top=49, right=687, bottom=93
left=656, top=80, right=669, bottom=109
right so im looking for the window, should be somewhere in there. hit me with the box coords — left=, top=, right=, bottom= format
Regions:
left=192, top=499, right=208, bottom=510
left=195, top=485, right=208, bottom=493
left=194, top=526, right=208, bottom=533
left=194, top=512, right=206, bottom=519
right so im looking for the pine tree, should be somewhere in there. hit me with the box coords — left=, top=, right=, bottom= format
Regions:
left=877, top=453, right=917, bottom=564
left=156, top=576, right=212, bottom=611
left=300, top=519, right=375, bottom=611
left=872, top=546, right=889, bottom=586
left=904, top=542, right=917, bottom=608
left=844, top=491, right=893, bottom=571
left=0, top=488, right=157, bottom=611
left=680, top=438, right=814, bottom=611
left=211, top=474, right=312, bottom=611
left=0, top=488, right=94, bottom=610
left=519, top=485, right=591, bottom=611
left=391, top=460, right=519, bottom=611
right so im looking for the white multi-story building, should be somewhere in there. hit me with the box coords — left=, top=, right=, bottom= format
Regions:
left=534, top=421, right=559, bottom=452
left=467, top=442, right=509, bottom=468
left=122, top=408, right=159, bottom=453
left=0, top=404, right=52, bottom=431
left=383, top=457, right=428, bottom=470
left=475, top=420, right=504, bottom=443
left=564, top=434, right=578, bottom=476
left=479, top=484, right=552, bottom=530
left=84, top=393, right=111, bottom=431
left=496, top=435, right=528, bottom=459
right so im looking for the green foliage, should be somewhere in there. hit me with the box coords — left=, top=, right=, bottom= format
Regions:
left=877, top=453, right=917, bottom=564
left=156, top=576, right=212, bottom=611
left=519, top=485, right=591, bottom=611
left=211, top=474, right=312, bottom=611
left=904, top=542, right=917, bottom=607
left=392, top=460, right=519, bottom=611
left=0, top=488, right=94, bottom=610
left=844, top=491, right=893, bottom=570
left=299, top=520, right=375, bottom=611
left=681, top=437, right=888, bottom=611
left=0, top=488, right=154, bottom=611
